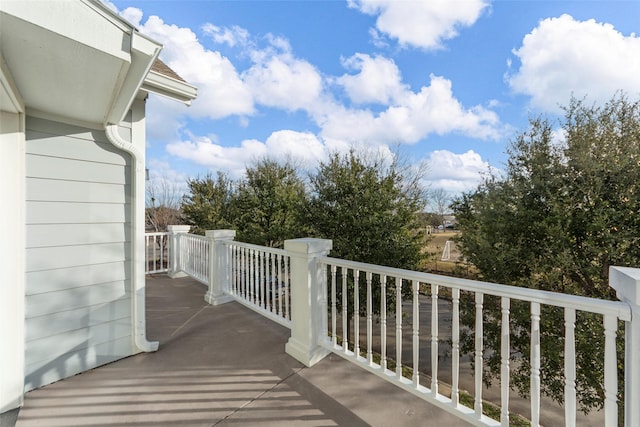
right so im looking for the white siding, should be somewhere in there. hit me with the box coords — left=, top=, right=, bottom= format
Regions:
left=0, top=109, right=26, bottom=412
left=24, top=116, right=134, bottom=391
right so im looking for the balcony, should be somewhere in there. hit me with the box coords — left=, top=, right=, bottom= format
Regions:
left=9, top=229, right=640, bottom=426
left=13, top=274, right=471, bottom=426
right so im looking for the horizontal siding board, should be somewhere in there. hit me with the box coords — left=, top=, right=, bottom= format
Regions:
left=25, top=262, right=130, bottom=295
left=26, top=201, right=130, bottom=224
left=26, top=132, right=129, bottom=166
left=24, top=335, right=134, bottom=392
left=25, top=281, right=131, bottom=318
left=26, top=116, right=109, bottom=144
left=25, top=319, right=131, bottom=366
left=24, top=116, right=136, bottom=392
left=26, top=242, right=130, bottom=272
left=26, top=154, right=129, bottom=184
left=27, top=223, right=130, bottom=248
left=26, top=299, right=131, bottom=342
left=27, top=178, right=129, bottom=203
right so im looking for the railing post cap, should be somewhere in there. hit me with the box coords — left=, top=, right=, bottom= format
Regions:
left=167, top=225, right=191, bottom=233
left=284, top=238, right=332, bottom=254
left=205, top=229, right=236, bottom=240
left=610, top=266, right=640, bottom=306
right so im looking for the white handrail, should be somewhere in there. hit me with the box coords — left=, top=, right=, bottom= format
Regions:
left=319, top=256, right=630, bottom=320
left=317, top=255, right=631, bottom=427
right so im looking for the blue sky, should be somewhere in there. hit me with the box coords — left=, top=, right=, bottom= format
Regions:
left=104, top=0, right=640, bottom=200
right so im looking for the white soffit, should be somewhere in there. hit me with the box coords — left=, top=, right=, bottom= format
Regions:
left=0, top=0, right=161, bottom=127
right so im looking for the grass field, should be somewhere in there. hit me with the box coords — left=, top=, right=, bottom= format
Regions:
left=422, top=230, right=476, bottom=276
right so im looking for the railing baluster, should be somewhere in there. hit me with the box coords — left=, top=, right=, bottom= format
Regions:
left=331, top=265, right=337, bottom=346
left=396, top=276, right=402, bottom=379
left=270, top=253, right=276, bottom=313
left=277, top=254, right=283, bottom=316
left=342, top=267, right=348, bottom=352
left=162, top=235, right=166, bottom=270
left=564, top=307, right=576, bottom=427
left=451, top=287, right=460, bottom=406
left=263, top=252, right=269, bottom=311
left=321, top=262, right=328, bottom=343
left=366, top=271, right=373, bottom=364
left=253, top=250, right=260, bottom=307
left=151, top=235, right=157, bottom=272
left=251, top=249, right=257, bottom=305
left=501, top=297, right=510, bottom=426
left=381, top=274, right=387, bottom=371
left=475, top=291, right=484, bottom=418
left=260, top=250, right=265, bottom=309
left=354, top=269, right=360, bottom=357
left=241, top=247, right=246, bottom=299
left=233, top=245, right=238, bottom=294
left=603, top=314, right=618, bottom=427
left=284, top=256, right=290, bottom=320
left=229, top=244, right=234, bottom=294
left=431, top=283, right=439, bottom=394
left=530, top=302, right=541, bottom=426
left=412, top=279, right=420, bottom=388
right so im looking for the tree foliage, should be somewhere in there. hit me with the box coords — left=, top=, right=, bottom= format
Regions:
left=181, top=172, right=235, bottom=234
left=452, top=94, right=640, bottom=413
left=233, top=159, right=308, bottom=247
left=306, top=150, right=427, bottom=317
left=307, top=150, right=426, bottom=270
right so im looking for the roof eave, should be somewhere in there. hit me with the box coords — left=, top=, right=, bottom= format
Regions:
left=141, top=70, right=198, bottom=106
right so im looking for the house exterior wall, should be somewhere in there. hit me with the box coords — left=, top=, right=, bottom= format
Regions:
left=23, top=116, right=135, bottom=391
left=0, top=110, right=26, bottom=412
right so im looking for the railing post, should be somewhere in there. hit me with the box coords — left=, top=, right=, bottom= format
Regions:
left=284, top=238, right=333, bottom=367
left=204, top=230, right=236, bottom=305
left=610, top=266, right=640, bottom=427
left=167, top=225, right=190, bottom=278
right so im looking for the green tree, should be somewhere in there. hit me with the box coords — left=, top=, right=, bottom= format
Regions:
left=233, top=159, right=308, bottom=247
left=181, top=172, right=235, bottom=234
left=306, top=149, right=427, bottom=320
left=307, top=149, right=426, bottom=269
left=452, top=94, right=640, bottom=413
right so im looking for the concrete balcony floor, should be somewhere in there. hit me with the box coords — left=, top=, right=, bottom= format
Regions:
left=10, top=275, right=471, bottom=427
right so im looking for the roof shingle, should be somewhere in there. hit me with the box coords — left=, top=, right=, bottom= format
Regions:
left=150, top=58, right=186, bottom=83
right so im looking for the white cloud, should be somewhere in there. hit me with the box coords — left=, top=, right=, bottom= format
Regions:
left=166, top=130, right=327, bottom=178
left=121, top=7, right=143, bottom=28
left=202, top=23, right=249, bottom=47
left=243, top=51, right=324, bottom=112
left=146, top=158, right=190, bottom=197
left=508, top=14, right=640, bottom=112
left=319, top=75, right=501, bottom=144
left=103, top=1, right=503, bottom=189
left=337, top=53, right=407, bottom=104
left=140, top=15, right=254, bottom=120
left=425, top=149, right=492, bottom=193
left=349, top=0, right=489, bottom=50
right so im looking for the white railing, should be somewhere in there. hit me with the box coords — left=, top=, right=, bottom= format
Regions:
left=160, top=229, right=639, bottom=427
left=315, top=256, right=632, bottom=427
left=176, top=233, right=210, bottom=284
left=145, top=232, right=170, bottom=274
left=225, top=241, right=292, bottom=328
